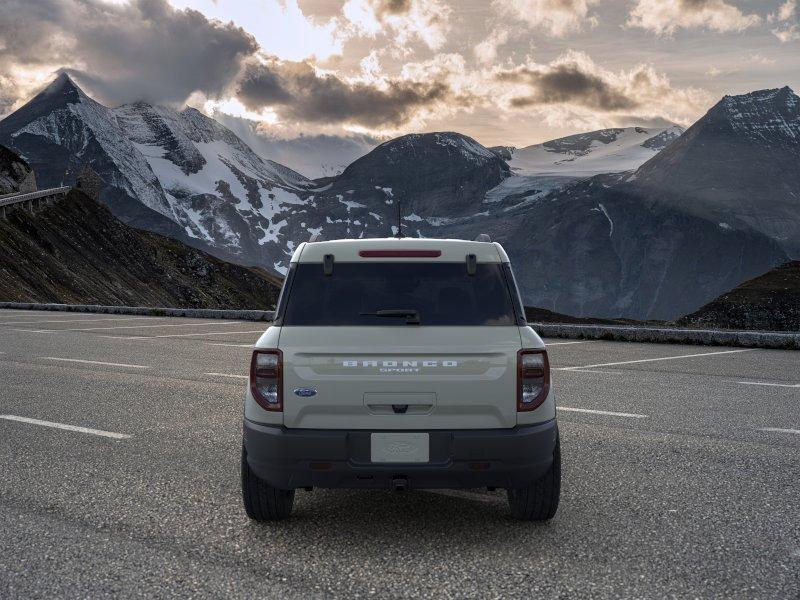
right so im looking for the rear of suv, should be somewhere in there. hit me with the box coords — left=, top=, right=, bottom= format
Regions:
left=241, top=238, right=560, bottom=521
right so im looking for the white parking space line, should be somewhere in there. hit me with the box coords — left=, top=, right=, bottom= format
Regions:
left=146, top=330, right=266, bottom=339
left=739, top=381, right=800, bottom=389
left=40, top=357, right=151, bottom=369
left=205, top=372, right=248, bottom=379
left=0, top=415, right=131, bottom=439
left=15, top=321, right=240, bottom=332
left=422, top=489, right=502, bottom=504
left=559, top=406, right=647, bottom=418
left=558, top=368, right=623, bottom=375
left=0, top=316, right=157, bottom=326
left=97, top=330, right=263, bottom=340
left=758, top=427, right=800, bottom=435
left=545, top=340, right=595, bottom=346
left=555, top=348, right=754, bottom=371
left=205, top=342, right=255, bottom=348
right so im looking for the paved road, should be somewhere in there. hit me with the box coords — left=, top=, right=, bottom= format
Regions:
left=0, top=309, right=798, bottom=598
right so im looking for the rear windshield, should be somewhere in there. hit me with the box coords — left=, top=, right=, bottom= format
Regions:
left=279, top=262, right=522, bottom=326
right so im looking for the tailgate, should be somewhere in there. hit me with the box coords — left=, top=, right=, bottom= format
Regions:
left=279, top=326, right=522, bottom=429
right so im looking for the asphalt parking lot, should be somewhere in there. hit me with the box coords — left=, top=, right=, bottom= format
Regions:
left=0, top=309, right=798, bottom=598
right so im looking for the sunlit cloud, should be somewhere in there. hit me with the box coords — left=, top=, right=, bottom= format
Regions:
left=769, top=0, right=799, bottom=42
left=474, top=28, right=510, bottom=65
left=627, top=0, right=761, bottom=35
left=204, top=97, right=280, bottom=124
left=167, top=0, right=347, bottom=61
left=342, top=0, right=451, bottom=51
left=706, top=66, right=736, bottom=77
left=745, top=52, right=777, bottom=66
left=492, top=0, right=599, bottom=38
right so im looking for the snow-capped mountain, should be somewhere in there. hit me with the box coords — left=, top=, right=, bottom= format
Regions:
left=503, top=126, right=684, bottom=177
left=0, top=73, right=317, bottom=266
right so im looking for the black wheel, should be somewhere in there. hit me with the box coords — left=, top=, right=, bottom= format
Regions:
left=507, top=435, right=561, bottom=521
left=241, top=444, right=295, bottom=521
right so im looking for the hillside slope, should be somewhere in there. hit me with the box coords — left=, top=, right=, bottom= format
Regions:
left=0, top=190, right=281, bottom=308
left=634, top=87, right=800, bottom=255
left=0, top=144, right=34, bottom=194
left=678, top=261, right=800, bottom=331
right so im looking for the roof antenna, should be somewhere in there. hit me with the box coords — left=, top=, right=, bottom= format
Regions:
left=395, top=196, right=404, bottom=238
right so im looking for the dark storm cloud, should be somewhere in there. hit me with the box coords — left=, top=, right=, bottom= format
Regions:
left=377, top=0, right=413, bottom=16
left=0, top=0, right=257, bottom=106
left=237, top=59, right=454, bottom=127
left=496, top=61, right=639, bottom=111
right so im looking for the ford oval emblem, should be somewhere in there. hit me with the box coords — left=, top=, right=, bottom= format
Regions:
left=293, top=387, right=317, bottom=397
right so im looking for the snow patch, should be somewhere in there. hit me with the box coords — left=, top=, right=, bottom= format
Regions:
left=339, top=197, right=366, bottom=212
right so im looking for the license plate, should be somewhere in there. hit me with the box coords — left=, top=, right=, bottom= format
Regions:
left=370, top=433, right=429, bottom=463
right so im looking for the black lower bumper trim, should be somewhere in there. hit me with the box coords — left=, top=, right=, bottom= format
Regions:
left=243, top=420, right=558, bottom=490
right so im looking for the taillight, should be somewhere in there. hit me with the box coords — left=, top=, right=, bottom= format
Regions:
left=518, top=349, right=550, bottom=411
left=250, top=349, right=282, bottom=411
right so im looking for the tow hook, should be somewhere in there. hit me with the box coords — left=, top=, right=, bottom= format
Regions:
left=391, top=477, right=409, bottom=492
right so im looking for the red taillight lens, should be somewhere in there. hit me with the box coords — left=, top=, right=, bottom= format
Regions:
left=518, top=349, right=550, bottom=411
left=250, top=349, right=282, bottom=411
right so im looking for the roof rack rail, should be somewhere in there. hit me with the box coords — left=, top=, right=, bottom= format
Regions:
left=475, top=233, right=491, bottom=242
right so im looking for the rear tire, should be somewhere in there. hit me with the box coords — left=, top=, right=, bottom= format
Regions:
left=507, top=435, right=561, bottom=521
left=241, top=445, right=295, bottom=521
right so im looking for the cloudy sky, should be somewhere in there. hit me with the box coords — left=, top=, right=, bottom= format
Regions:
left=0, top=0, right=798, bottom=147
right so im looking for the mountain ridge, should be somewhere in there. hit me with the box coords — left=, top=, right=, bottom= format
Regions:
left=1, top=75, right=795, bottom=320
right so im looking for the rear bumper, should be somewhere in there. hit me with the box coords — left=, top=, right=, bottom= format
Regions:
left=243, top=419, right=558, bottom=490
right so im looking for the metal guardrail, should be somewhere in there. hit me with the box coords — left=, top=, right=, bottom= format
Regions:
left=0, top=186, right=71, bottom=208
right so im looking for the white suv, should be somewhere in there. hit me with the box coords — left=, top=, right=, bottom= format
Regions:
left=241, top=238, right=560, bottom=520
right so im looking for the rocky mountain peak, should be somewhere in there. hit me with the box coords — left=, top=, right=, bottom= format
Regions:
left=365, top=132, right=501, bottom=167
left=336, top=131, right=508, bottom=188
left=704, top=86, right=800, bottom=140
left=41, top=72, right=86, bottom=102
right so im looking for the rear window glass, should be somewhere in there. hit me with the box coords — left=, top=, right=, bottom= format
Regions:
left=281, top=262, right=519, bottom=326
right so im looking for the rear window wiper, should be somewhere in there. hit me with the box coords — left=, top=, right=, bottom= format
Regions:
left=359, top=309, right=421, bottom=325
